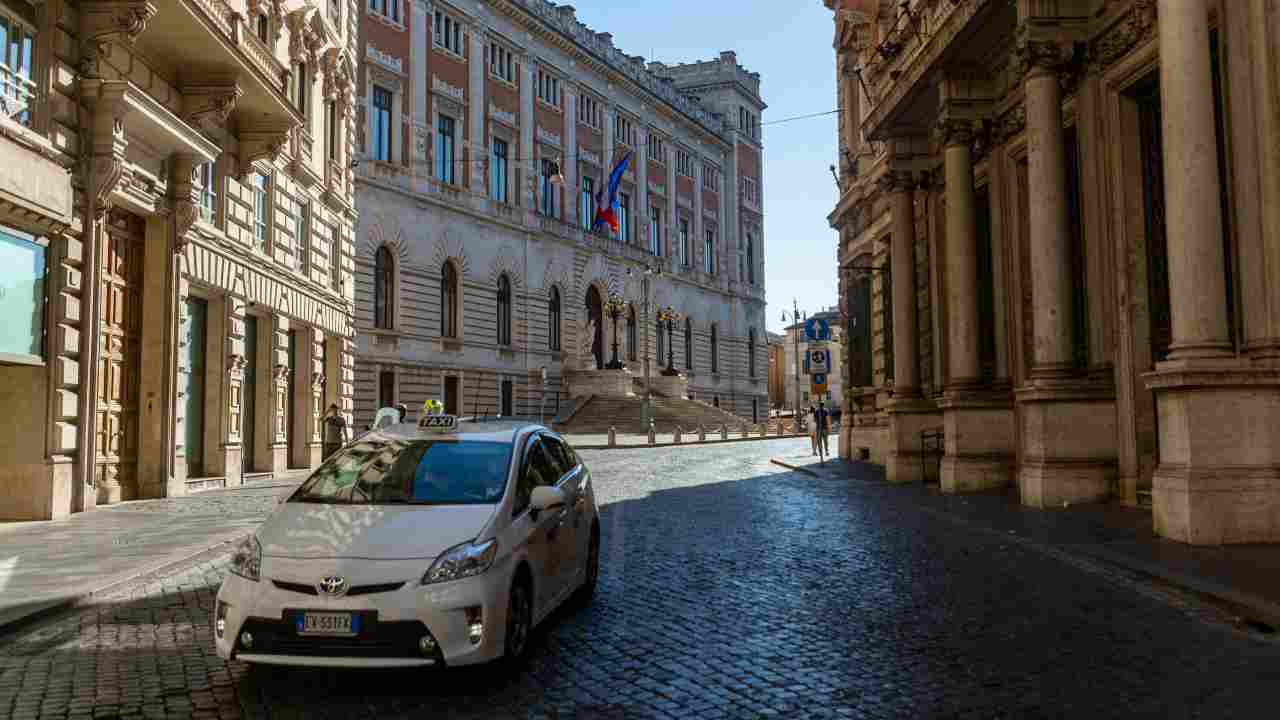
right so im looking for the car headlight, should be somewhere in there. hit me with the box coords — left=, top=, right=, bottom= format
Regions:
left=229, top=535, right=262, bottom=582
left=422, top=539, right=497, bottom=585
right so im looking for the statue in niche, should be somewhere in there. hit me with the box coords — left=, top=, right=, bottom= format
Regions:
left=578, top=317, right=598, bottom=370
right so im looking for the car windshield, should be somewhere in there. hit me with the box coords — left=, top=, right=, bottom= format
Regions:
left=290, top=439, right=512, bottom=505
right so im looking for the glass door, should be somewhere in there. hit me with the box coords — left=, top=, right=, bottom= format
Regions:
left=242, top=315, right=257, bottom=473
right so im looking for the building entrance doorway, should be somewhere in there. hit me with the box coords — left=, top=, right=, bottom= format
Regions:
left=444, top=375, right=459, bottom=415
left=184, top=297, right=208, bottom=477
left=585, top=286, right=603, bottom=369
left=95, top=214, right=144, bottom=503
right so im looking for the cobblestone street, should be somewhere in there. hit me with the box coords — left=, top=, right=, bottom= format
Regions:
left=3, top=438, right=1279, bottom=719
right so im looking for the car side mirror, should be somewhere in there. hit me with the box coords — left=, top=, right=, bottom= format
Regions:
left=529, top=486, right=566, bottom=519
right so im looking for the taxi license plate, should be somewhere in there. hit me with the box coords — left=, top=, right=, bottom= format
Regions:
left=297, top=612, right=358, bottom=636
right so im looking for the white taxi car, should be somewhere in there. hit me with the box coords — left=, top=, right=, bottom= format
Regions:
left=213, top=416, right=600, bottom=669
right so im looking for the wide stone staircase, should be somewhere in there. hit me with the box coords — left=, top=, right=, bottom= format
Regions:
left=554, top=394, right=759, bottom=435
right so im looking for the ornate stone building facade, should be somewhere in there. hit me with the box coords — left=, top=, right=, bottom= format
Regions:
left=352, top=0, right=768, bottom=428
left=826, top=0, right=1280, bottom=544
left=0, top=0, right=358, bottom=520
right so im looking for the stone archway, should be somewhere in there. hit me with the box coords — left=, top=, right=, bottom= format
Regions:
left=585, top=285, right=603, bottom=370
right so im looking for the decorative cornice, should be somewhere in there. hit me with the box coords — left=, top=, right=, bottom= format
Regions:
left=1088, top=0, right=1158, bottom=74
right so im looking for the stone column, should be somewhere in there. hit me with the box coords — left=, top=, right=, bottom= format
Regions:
left=564, top=85, right=578, bottom=225
left=518, top=54, right=535, bottom=212
left=1024, top=44, right=1075, bottom=377
left=636, top=126, right=648, bottom=240
left=1015, top=41, right=1118, bottom=508
left=467, top=26, right=487, bottom=193
left=886, top=172, right=919, bottom=397
left=940, top=119, right=980, bottom=387
left=268, top=315, right=290, bottom=472
left=1142, top=0, right=1280, bottom=545
left=221, top=298, right=248, bottom=486
left=1158, top=0, right=1231, bottom=359
left=693, top=160, right=704, bottom=270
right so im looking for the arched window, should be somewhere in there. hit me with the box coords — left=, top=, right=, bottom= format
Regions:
left=626, top=306, right=637, bottom=360
left=497, top=274, right=512, bottom=345
left=748, top=328, right=757, bottom=377
left=684, top=318, right=693, bottom=369
left=710, top=324, right=719, bottom=373
left=548, top=286, right=562, bottom=351
left=441, top=261, right=458, bottom=338
left=656, top=320, right=665, bottom=366
left=374, top=246, right=394, bottom=329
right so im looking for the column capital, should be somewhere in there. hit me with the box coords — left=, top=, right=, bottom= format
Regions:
left=1016, top=38, right=1073, bottom=77
left=935, top=118, right=976, bottom=148
left=874, top=170, right=916, bottom=194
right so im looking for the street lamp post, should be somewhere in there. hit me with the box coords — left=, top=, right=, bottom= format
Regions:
left=781, top=299, right=806, bottom=428
left=604, top=293, right=628, bottom=370
left=656, top=306, right=681, bottom=376
left=627, top=264, right=663, bottom=427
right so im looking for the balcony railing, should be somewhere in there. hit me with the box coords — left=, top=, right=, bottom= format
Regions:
left=0, top=63, right=35, bottom=126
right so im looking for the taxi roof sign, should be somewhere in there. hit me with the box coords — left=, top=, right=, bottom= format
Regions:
left=419, top=414, right=458, bottom=432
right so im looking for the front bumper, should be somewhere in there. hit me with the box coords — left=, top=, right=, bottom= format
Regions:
left=214, top=556, right=514, bottom=668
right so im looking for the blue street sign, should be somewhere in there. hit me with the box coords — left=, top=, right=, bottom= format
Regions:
left=811, top=372, right=826, bottom=385
left=804, top=317, right=831, bottom=342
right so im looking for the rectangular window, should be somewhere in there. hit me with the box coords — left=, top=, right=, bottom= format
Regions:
left=252, top=172, right=269, bottom=251
left=618, top=193, right=630, bottom=244
left=0, top=12, right=36, bottom=128
left=540, top=157, right=557, bottom=217
left=330, top=221, right=342, bottom=291
left=647, top=134, right=664, bottom=162
left=536, top=69, right=560, bottom=107
left=501, top=379, right=513, bottom=417
left=580, top=176, right=594, bottom=230
left=578, top=95, right=601, bottom=129
left=489, top=44, right=514, bottom=83
left=371, top=85, right=392, bottom=162
left=491, top=139, right=508, bottom=203
left=614, top=113, right=636, bottom=147
left=369, top=0, right=398, bottom=22
left=703, top=168, right=719, bottom=191
left=197, top=162, right=216, bottom=223
left=704, top=228, right=715, bottom=274
left=293, top=62, right=307, bottom=114
left=437, top=114, right=455, bottom=184
left=648, top=206, right=661, bottom=256
left=0, top=226, right=45, bottom=361
left=676, top=150, right=692, bottom=177
left=325, top=100, right=337, bottom=160
left=433, top=9, right=463, bottom=54
left=678, top=218, right=689, bottom=267
left=742, top=177, right=759, bottom=205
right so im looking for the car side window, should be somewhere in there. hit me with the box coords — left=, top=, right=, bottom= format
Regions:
left=512, top=438, right=540, bottom=517
left=541, top=436, right=576, bottom=480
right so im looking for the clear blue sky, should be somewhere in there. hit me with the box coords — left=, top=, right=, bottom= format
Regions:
left=571, top=0, right=840, bottom=335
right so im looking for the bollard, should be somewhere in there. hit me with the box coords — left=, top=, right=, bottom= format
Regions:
left=647, top=421, right=656, bottom=446
left=758, top=423, right=767, bottom=438
left=608, top=426, right=617, bottom=448
left=720, top=424, right=729, bottom=441
left=698, top=424, right=707, bottom=442
left=674, top=426, right=683, bottom=444
left=776, top=420, right=784, bottom=437
left=740, top=425, right=749, bottom=439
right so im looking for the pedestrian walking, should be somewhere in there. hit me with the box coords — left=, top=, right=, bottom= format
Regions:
left=816, top=400, right=830, bottom=457
left=322, top=404, right=349, bottom=460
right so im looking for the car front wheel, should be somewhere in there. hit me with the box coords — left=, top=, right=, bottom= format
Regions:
left=502, top=577, right=532, bottom=667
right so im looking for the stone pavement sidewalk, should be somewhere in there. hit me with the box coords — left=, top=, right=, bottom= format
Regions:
left=773, top=452, right=1280, bottom=632
left=564, top=429, right=810, bottom=449
left=0, top=477, right=302, bottom=634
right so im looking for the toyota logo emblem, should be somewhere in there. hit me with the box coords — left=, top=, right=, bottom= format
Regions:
left=318, top=576, right=347, bottom=596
